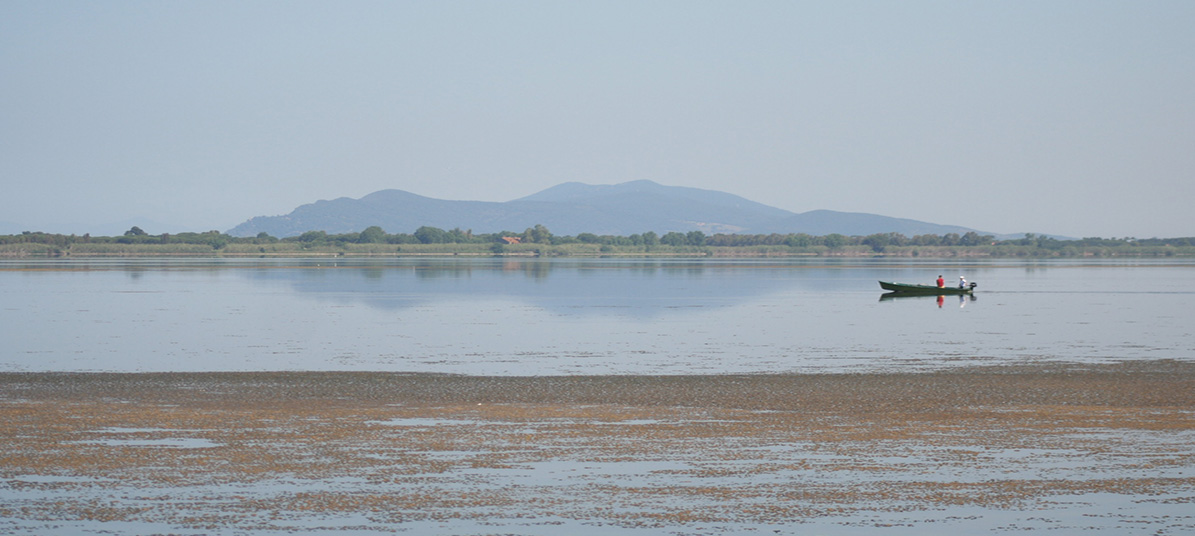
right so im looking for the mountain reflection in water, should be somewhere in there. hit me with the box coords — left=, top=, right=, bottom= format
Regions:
left=3, top=258, right=1193, bottom=374
left=237, top=258, right=866, bottom=316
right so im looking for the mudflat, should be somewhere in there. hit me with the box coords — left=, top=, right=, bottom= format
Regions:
left=3, top=361, right=1194, bottom=534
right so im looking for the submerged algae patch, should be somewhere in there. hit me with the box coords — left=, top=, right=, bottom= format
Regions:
left=2, top=364, right=1195, bottom=535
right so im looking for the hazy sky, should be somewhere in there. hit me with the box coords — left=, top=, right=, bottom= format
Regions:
left=2, top=1, right=1192, bottom=238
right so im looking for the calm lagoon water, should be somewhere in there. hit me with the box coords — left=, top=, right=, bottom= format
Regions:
left=3, top=257, right=1195, bottom=536
left=3, top=257, right=1193, bottom=374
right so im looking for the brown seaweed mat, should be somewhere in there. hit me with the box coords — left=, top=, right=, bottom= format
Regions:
left=2, top=361, right=1194, bottom=534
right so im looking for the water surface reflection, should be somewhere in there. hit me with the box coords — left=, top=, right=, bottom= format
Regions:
left=2, top=258, right=1192, bottom=374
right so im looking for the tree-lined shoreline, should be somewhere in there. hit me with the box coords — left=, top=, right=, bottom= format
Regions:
left=2, top=225, right=1192, bottom=258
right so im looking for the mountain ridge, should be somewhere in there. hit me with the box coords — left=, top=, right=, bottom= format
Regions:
left=226, top=181, right=993, bottom=238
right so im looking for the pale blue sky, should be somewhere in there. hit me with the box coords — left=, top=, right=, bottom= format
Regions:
left=2, top=1, right=1192, bottom=237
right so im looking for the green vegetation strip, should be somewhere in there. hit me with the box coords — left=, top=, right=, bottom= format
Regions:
left=4, top=225, right=1194, bottom=258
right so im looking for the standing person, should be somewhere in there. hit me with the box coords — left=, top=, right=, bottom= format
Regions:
left=959, top=276, right=967, bottom=288
left=937, top=275, right=945, bottom=288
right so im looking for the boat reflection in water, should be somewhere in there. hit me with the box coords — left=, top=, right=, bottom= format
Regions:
left=879, top=291, right=977, bottom=308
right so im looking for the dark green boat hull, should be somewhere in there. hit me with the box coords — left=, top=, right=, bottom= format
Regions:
left=878, top=281, right=975, bottom=295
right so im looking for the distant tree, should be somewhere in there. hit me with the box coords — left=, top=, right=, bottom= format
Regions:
left=1035, top=234, right=1063, bottom=250
left=642, top=231, right=659, bottom=247
left=911, top=234, right=941, bottom=246
left=785, top=233, right=813, bottom=248
left=764, top=233, right=787, bottom=246
left=124, top=226, right=147, bottom=236
left=387, top=233, right=419, bottom=244
left=823, top=233, right=847, bottom=249
left=414, top=226, right=449, bottom=244
left=298, top=230, right=327, bottom=243
left=522, top=224, right=552, bottom=244
left=862, top=233, right=890, bottom=252
left=447, top=228, right=471, bottom=243
left=959, top=231, right=983, bottom=246
left=358, top=226, right=387, bottom=244
left=660, top=232, right=687, bottom=246
left=686, top=230, right=706, bottom=246
left=577, top=233, right=600, bottom=244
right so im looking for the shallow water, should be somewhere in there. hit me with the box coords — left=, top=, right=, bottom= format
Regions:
left=2, top=257, right=1193, bottom=374
left=2, top=369, right=1193, bottom=535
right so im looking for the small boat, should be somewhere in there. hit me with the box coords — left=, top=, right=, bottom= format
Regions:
left=879, top=280, right=977, bottom=295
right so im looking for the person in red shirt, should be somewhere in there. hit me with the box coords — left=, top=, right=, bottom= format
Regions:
left=936, top=275, right=945, bottom=288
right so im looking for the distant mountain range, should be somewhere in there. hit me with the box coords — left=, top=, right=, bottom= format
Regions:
left=227, top=180, right=995, bottom=239
left=1, top=181, right=998, bottom=239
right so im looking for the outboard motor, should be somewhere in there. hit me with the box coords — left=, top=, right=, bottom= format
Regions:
left=969, top=282, right=978, bottom=290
